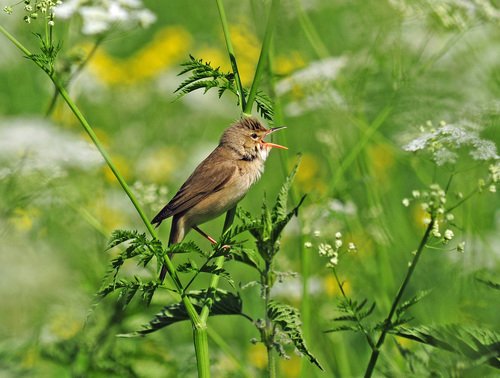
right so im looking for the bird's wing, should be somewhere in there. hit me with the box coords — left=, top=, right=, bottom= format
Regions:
left=151, top=156, right=237, bottom=227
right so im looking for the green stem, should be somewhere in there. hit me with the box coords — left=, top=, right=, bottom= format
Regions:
left=263, top=261, right=276, bottom=378
left=200, top=206, right=236, bottom=322
left=0, top=23, right=211, bottom=376
left=293, top=0, right=329, bottom=59
left=364, top=219, right=435, bottom=378
left=244, top=0, right=280, bottom=114
left=215, top=0, right=246, bottom=112
left=193, top=326, right=210, bottom=378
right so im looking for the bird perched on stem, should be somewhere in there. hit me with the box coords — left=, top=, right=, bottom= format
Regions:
left=152, top=117, right=287, bottom=280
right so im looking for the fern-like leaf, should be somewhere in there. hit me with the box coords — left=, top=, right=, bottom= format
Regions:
left=121, top=289, right=243, bottom=336
left=267, top=301, right=323, bottom=370
left=391, top=324, right=500, bottom=369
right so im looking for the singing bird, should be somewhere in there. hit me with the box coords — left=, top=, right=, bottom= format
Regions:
left=152, top=117, right=287, bottom=278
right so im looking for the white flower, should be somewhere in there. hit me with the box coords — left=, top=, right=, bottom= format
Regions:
left=489, top=185, right=496, bottom=193
left=403, top=121, right=499, bottom=165
left=444, top=229, right=454, bottom=241
left=335, top=232, right=342, bottom=239
left=457, top=241, right=465, bottom=253
left=304, top=241, right=313, bottom=248
left=402, top=198, right=410, bottom=207
left=318, top=243, right=333, bottom=256
left=347, top=242, right=357, bottom=252
left=328, top=255, right=338, bottom=267
left=55, top=0, right=156, bottom=35
left=0, top=118, right=102, bottom=175
left=334, top=239, right=343, bottom=249
left=276, top=57, right=347, bottom=95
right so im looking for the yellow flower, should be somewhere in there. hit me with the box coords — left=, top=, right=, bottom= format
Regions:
left=87, top=26, right=192, bottom=85
left=367, top=143, right=395, bottom=185
left=293, top=153, right=327, bottom=194
left=229, top=23, right=260, bottom=85
left=89, top=201, right=128, bottom=232
left=194, top=47, right=231, bottom=73
left=48, top=312, right=83, bottom=340
left=248, top=343, right=268, bottom=369
left=274, top=51, right=306, bottom=76
left=102, top=154, right=132, bottom=183
left=136, top=146, right=181, bottom=184
left=323, top=275, right=351, bottom=297
left=279, top=354, right=301, bottom=377
left=10, top=207, right=40, bottom=231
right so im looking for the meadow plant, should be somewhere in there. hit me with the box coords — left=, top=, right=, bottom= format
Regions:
left=1, top=1, right=499, bottom=377
left=324, top=118, right=499, bottom=377
left=0, top=0, right=324, bottom=376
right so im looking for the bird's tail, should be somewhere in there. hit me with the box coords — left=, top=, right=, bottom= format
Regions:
left=159, top=216, right=186, bottom=282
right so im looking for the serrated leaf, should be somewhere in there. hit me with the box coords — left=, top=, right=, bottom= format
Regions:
left=231, top=248, right=262, bottom=272
left=332, top=314, right=360, bottom=322
left=129, top=289, right=243, bottom=336
left=324, top=324, right=361, bottom=333
left=475, top=277, right=500, bottom=291
left=267, top=301, right=323, bottom=370
left=396, top=290, right=432, bottom=317
left=272, top=155, right=302, bottom=222
left=391, top=324, right=500, bottom=369
left=200, top=264, right=235, bottom=288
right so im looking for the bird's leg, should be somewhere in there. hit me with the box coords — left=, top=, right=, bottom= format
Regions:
left=193, top=225, right=231, bottom=252
left=193, top=225, right=218, bottom=244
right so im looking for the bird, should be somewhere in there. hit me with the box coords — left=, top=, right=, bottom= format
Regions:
left=151, top=117, right=287, bottom=280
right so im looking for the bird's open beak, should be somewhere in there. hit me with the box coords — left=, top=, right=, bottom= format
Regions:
left=262, top=126, right=287, bottom=150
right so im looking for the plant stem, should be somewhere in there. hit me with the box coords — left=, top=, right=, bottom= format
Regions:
left=364, top=219, right=435, bottom=378
left=263, top=261, right=277, bottom=378
left=215, top=0, right=246, bottom=112
left=244, top=0, right=280, bottom=115
left=293, top=0, right=329, bottom=59
left=51, top=76, right=208, bottom=375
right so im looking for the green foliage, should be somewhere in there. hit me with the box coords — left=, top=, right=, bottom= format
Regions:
left=122, top=289, right=243, bottom=336
left=29, top=32, right=61, bottom=75
left=267, top=300, right=323, bottom=370
left=236, top=157, right=306, bottom=263
left=391, top=325, right=500, bottom=369
left=175, top=55, right=274, bottom=120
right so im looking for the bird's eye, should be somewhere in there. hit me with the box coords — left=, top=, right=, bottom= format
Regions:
left=250, top=133, right=258, bottom=139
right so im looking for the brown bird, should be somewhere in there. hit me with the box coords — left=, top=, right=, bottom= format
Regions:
left=152, top=117, right=287, bottom=278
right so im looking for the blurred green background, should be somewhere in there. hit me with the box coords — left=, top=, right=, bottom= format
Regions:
left=0, top=0, right=499, bottom=377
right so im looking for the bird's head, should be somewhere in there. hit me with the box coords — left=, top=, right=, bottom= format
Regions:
left=220, top=117, right=287, bottom=161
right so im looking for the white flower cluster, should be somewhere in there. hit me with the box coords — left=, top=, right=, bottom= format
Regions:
left=487, top=162, right=499, bottom=193
left=402, top=184, right=447, bottom=217
left=132, top=181, right=168, bottom=211
left=276, top=56, right=347, bottom=117
left=55, top=0, right=156, bottom=35
left=402, top=183, right=471, bottom=250
left=403, top=120, right=499, bottom=166
left=4, top=0, right=61, bottom=25
left=313, top=231, right=357, bottom=269
left=388, top=0, right=500, bottom=29
left=0, top=117, right=103, bottom=177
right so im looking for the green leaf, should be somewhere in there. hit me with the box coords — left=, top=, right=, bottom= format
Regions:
left=391, top=324, right=500, bottom=369
left=475, top=277, right=500, bottom=291
left=125, top=289, right=243, bottom=336
left=396, top=290, right=432, bottom=318
left=267, top=301, right=323, bottom=370
left=199, top=264, right=235, bottom=288
left=272, top=155, right=302, bottom=222
left=229, top=247, right=263, bottom=271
